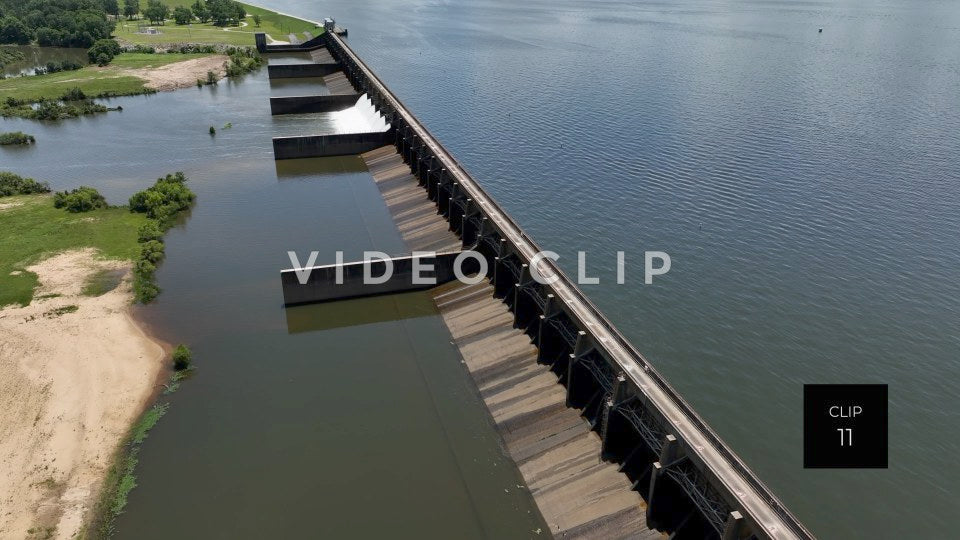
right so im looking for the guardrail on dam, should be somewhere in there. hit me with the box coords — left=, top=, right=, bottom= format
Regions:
left=263, top=29, right=814, bottom=540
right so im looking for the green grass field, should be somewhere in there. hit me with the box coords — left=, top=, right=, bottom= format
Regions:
left=116, top=3, right=320, bottom=47
left=0, top=52, right=209, bottom=102
left=0, top=194, right=148, bottom=307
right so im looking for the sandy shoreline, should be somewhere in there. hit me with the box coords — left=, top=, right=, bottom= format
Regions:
left=124, top=54, right=229, bottom=91
left=0, top=249, right=167, bottom=539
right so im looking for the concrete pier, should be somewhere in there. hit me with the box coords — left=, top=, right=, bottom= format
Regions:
left=273, top=131, right=394, bottom=159
left=267, top=63, right=341, bottom=79
left=269, top=94, right=361, bottom=115
left=281, top=252, right=473, bottom=305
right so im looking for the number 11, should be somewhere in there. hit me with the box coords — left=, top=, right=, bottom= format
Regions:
left=838, top=428, right=852, bottom=446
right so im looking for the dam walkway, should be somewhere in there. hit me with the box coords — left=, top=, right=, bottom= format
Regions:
left=259, top=28, right=814, bottom=540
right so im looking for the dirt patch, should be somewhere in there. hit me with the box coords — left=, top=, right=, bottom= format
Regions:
left=0, top=249, right=166, bottom=539
left=0, top=201, right=25, bottom=212
left=125, top=54, right=229, bottom=91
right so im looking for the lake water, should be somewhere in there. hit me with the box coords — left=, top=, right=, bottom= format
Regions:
left=0, top=45, right=88, bottom=76
left=2, top=0, right=958, bottom=537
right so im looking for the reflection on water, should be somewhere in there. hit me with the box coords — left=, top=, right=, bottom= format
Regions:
left=274, top=154, right=368, bottom=178
left=0, top=45, right=88, bottom=76
left=285, top=290, right=438, bottom=333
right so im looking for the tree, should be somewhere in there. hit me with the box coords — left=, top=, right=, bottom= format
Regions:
left=102, top=0, right=120, bottom=17
left=191, top=0, right=209, bottom=23
left=0, top=16, right=31, bottom=45
left=252, top=14, right=260, bottom=27
left=208, top=0, right=238, bottom=26
left=173, top=6, right=192, bottom=25
left=88, top=39, right=121, bottom=65
left=143, top=0, right=169, bottom=25
left=36, top=27, right=64, bottom=46
left=172, top=345, right=192, bottom=370
left=123, top=0, right=140, bottom=19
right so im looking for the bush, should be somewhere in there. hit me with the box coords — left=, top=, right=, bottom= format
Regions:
left=0, top=131, right=35, bottom=145
left=137, top=221, right=163, bottom=243
left=172, top=344, right=191, bottom=370
left=208, top=126, right=215, bottom=135
left=53, top=186, right=108, bottom=212
left=61, top=87, right=87, bottom=101
left=139, top=239, right=165, bottom=263
left=13, top=99, right=108, bottom=121
left=206, top=70, right=217, bottom=85
left=128, top=171, right=195, bottom=224
left=88, top=39, right=122, bottom=65
left=0, top=171, right=50, bottom=196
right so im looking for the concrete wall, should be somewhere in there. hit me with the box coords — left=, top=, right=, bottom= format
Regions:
left=273, top=131, right=394, bottom=159
left=257, top=33, right=326, bottom=52
left=270, top=94, right=361, bottom=115
left=281, top=252, right=479, bottom=305
left=267, top=63, right=341, bottom=79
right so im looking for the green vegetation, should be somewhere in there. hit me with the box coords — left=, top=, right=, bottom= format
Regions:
left=224, top=46, right=261, bottom=77
left=88, top=38, right=122, bottom=65
left=87, top=402, right=169, bottom=538
left=53, top=186, right=109, bottom=213
left=31, top=59, right=84, bottom=75
left=128, top=171, right=195, bottom=302
left=208, top=125, right=215, bottom=135
left=0, top=45, right=25, bottom=68
left=2, top=98, right=109, bottom=121
left=0, top=130, right=35, bottom=145
left=116, top=1, right=319, bottom=46
left=0, top=193, right=148, bottom=307
left=0, top=52, right=208, bottom=105
left=0, top=171, right=49, bottom=194
left=0, top=0, right=115, bottom=48
left=172, top=344, right=191, bottom=370
left=43, top=304, right=79, bottom=317
left=81, top=268, right=126, bottom=296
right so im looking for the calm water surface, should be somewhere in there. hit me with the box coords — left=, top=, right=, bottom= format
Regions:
left=3, top=0, right=959, bottom=538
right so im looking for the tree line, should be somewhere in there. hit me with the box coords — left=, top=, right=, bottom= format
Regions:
left=0, top=0, right=114, bottom=48
left=120, top=0, right=249, bottom=27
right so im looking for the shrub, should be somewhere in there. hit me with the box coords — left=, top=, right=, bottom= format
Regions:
left=0, top=131, right=35, bottom=145
left=88, top=39, right=122, bottom=65
left=139, top=239, right=165, bottom=263
left=137, top=221, right=163, bottom=243
left=0, top=171, right=50, bottom=196
left=61, top=87, right=87, bottom=101
left=209, top=126, right=215, bottom=135
left=52, top=186, right=108, bottom=212
left=206, top=70, right=217, bottom=85
left=172, top=344, right=191, bottom=370
left=128, top=171, right=195, bottom=224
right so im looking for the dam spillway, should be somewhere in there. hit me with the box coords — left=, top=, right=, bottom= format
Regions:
left=259, top=29, right=814, bottom=540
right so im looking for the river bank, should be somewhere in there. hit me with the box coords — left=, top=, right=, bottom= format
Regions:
left=0, top=249, right=167, bottom=540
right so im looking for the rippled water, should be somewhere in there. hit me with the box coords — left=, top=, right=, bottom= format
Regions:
left=258, top=0, right=959, bottom=536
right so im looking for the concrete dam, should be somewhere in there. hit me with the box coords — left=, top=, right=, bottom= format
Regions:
left=259, top=27, right=814, bottom=540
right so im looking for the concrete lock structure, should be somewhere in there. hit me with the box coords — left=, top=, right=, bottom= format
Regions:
left=262, top=27, right=814, bottom=540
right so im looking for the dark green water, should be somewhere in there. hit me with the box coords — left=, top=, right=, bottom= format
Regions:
left=2, top=0, right=959, bottom=537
